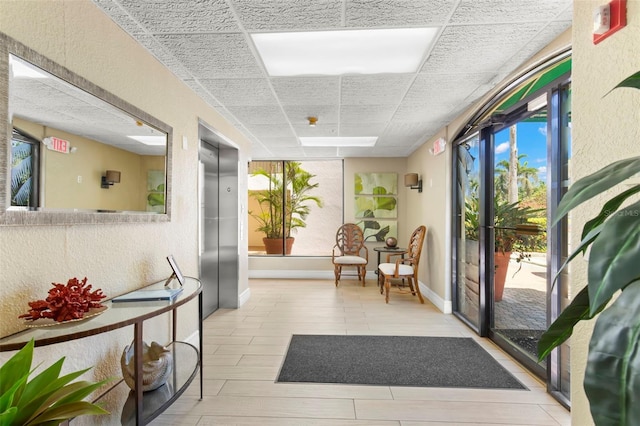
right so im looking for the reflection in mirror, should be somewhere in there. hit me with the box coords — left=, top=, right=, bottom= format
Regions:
left=1, top=32, right=172, bottom=225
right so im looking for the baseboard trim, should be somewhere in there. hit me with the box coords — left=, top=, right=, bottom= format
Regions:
left=419, top=281, right=452, bottom=314
left=249, top=270, right=335, bottom=279
left=239, top=287, right=251, bottom=307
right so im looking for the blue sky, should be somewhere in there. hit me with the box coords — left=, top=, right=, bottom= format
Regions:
left=494, top=122, right=548, bottom=182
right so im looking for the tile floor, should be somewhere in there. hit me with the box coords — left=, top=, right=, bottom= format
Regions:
left=151, top=278, right=570, bottom=425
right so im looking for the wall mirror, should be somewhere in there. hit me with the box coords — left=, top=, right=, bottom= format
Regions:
left=1, top=32, right=172, bottom=225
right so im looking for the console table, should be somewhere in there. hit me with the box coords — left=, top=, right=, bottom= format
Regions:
left=0, top=276, right=203, bottom=425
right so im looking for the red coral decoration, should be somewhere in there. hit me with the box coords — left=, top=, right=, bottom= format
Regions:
left=19, top=277, right=106, bottom=322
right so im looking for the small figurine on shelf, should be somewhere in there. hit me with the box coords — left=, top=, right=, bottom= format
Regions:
left=121, top=341, right=173, bottom=392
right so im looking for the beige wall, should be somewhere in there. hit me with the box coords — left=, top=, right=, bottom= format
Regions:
left=0, top=0, right=251, bottom=388
left=570, top=1, right=640, bottom=424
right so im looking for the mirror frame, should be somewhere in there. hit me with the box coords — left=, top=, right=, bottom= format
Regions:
left=1, top=32, right=173, bottom=225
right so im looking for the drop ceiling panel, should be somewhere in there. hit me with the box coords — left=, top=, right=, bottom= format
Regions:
left=344, top=0, right=458, bottom=27
left=156, top=34, right=263, bottom=79
left=231, top=0, right=343, bottom=30
left=271, top=77, right=340, bottom=105
left=226, top=106, right=289, bottom=125
left=80, top=0, right=574, bottom=159
left=111, top=0, right=238, bottom=33
left=199, top=79, right=279, bottom=106
left=283, top=105, right=340, bottom=124
left=340, top=105, right=397, bottom=123
left=341, top=75, right=414, bottom=105
left=420, top=23, right=546, bottom=75
left=449, top=0, right=570, bottom=23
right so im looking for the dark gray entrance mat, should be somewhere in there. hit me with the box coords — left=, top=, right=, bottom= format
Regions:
left=277, top=335, right=527, bottom=390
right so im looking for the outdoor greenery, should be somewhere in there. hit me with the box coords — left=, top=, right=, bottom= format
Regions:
left=249, top=161, right=323, bottom=239
left=10, top=139, right=33, bottom=207
left=537, top=70, right=640, bottom=425
left=0, top=339, right=111, bottom=425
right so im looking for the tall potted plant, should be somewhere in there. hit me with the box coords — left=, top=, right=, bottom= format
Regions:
left=249, top=162, right=323, bottom=254
left=537, top=70, right=640, bottom=425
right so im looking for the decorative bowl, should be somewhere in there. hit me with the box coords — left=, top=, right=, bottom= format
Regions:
left=121, top=341, right=172, bottom=392
left=385, top=237, right=398, bottom=248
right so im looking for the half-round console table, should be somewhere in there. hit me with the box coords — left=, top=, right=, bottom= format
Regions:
left=0, top=276, right=203, bottom=425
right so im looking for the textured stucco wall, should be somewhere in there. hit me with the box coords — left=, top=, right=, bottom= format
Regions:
left=0, top=0, right=250, bottom=391
left=570, top=1, right=640, bottom=424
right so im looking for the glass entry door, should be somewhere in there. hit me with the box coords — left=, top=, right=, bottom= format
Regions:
left=452, top=80, right=572, bottom=405
left=490, top=106, right=549, bottom=376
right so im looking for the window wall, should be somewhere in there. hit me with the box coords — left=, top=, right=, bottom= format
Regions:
left=248, top=160, right=343, bottom=256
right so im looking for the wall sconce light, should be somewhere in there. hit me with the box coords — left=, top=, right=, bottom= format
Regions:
left=101, top=170, right=121, bottom=189
left=404, top=173, right=422, bottom=193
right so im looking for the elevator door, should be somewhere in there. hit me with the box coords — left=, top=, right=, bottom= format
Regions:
left=199, top=141, right=219, bottom=318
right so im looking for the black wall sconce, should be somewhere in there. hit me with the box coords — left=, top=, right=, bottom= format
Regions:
left=101, top=170, right=121, bottom=189
left=404, top=173, right=422, bottom=193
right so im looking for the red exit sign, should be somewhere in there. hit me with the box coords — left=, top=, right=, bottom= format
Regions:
left=43, top=137, right=70, bottom=153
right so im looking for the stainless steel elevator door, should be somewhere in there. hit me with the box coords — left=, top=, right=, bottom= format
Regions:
left=199, top=141, right=219, bottom=318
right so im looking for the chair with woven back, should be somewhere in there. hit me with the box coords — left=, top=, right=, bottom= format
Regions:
left=331, top=223, right=368, bottom=287
left=377, top=225, right=427, bottom=303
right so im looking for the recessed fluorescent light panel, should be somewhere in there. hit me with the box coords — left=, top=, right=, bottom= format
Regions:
left=252, top=28, right=438, bottom=76
left=10, top=55, right=49, bottom=79
left=128, top=135, right=166, bottom=145
left=299, top=137, right=377, bottom=147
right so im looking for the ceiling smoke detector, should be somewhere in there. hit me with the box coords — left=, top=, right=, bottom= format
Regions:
left=308, top=116, right=318, bottom=127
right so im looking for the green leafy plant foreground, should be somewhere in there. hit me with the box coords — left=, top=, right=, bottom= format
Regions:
left=0, top=339, right=111, bottom=425
left=537, top=71, right=640, bottom=426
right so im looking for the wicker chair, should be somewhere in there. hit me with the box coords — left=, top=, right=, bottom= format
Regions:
left=331, top=223, right=368, bottom=287
left=378, top=225, right=427, bottom=303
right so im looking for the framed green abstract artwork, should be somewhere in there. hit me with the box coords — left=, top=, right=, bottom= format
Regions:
left=354, top=172, right=397, bottom=195
left=354, top=172, right=398, bottom=240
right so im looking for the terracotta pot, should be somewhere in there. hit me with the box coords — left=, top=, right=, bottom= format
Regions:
left=494, top=251, right=511, bottom=302
left=263, top=237, right=294, bottom=254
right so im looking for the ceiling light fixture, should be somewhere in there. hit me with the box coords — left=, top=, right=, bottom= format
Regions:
left=128, top=135, right=166, bottom=145
left=299, top=137, right=377, bottom=147
left=308, top=116, right=318, bottom=127
left=251, top=27, right=438, bottom=76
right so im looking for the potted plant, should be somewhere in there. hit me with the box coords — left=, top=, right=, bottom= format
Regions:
left=0, top=338, right=112, bottom=425
left=537, top=70, right=640, bottom=425
left=249, top=162, right=323, bottom=254
left=464, top=187, right=539, bottom=301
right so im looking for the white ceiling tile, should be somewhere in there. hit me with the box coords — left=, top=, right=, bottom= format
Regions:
left=345, top=0, right=457, bottom=27
left=156, top=34, right=263, bottom=79
left=449, top=0, right=572, bottom=24
left=226, top=106, right=289, bottom=124
left=243, top=123, right=295, bottom=139
left=420, top=23, right=545, bottom=75
left=271, top=77, right=340, bottom=105
left=199, top=79, right=278, bottom=106
left=341, top=75, right=414, bottom=105
left=283, top=105, right=340, bottom=124
left=340, top=105, right=397, bottom=123
left=293, top=124, right=340, bottom=137
left=339, top=123, right=387, bottom=136
left=109, top=0, right=238, bottom=33
left=82, top=1, right=577, bottom=159
left=230, top=0, right=342, bottom=31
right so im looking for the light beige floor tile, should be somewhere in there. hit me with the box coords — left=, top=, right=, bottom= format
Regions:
left=203, top=365, right=279, bottom=380
left=151, top=278, right=571, bottom=425
left=197, top=418, right=399, bottom=426
left=149, top=414, right=201, bottom=425
left=237, top=355, right=283, bottom=366
left=165, top=395, right=355, bottom=419
left=355, top=400, right=559, bottom=424
left=219, top=380, right=393, bottom=399
left=201, top=354, right=242, bottom=366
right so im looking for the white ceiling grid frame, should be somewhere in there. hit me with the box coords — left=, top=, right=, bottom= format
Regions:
left=85, top=0, right=572, bottom=159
